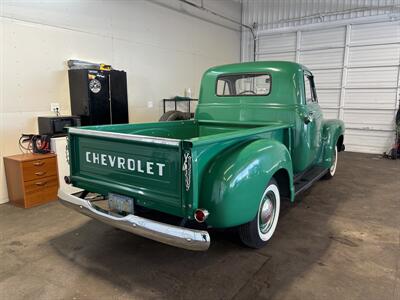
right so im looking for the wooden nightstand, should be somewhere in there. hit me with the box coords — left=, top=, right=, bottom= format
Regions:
left=4, top=153, right=59, bottom=208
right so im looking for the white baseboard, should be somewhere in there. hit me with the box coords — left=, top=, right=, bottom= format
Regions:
left=0, top=196, right=9, bottom=204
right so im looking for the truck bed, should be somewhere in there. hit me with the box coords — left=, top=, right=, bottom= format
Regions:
left=67, top=120, right=292, bottom=218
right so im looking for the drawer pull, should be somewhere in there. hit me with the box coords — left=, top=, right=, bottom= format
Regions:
left=35, top=171, right=47, bottom=176
left=35, top=181, right=47, bottom=186
left=33, top=161, right=44, bottom=166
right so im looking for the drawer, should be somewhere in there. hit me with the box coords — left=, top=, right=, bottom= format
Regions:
left=24, top=175, right=59, bottom=194
left=24, top=176, right=59, bottom=208
left=22, top=157, right=57, bottom=182
left=24, top=185, right=58, bottom=208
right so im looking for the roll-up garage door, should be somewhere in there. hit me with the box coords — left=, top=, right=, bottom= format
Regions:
left=256, top=21, right=400, bottom=154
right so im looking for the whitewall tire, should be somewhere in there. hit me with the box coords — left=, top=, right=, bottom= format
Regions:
left=239, top=178, right=281, bottom=248
left=324, top=146, right=338, bottom=179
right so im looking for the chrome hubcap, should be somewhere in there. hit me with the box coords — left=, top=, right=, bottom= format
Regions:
left=259, top=192, right=276, bottom=234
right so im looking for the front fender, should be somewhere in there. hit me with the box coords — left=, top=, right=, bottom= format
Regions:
left=200, top=139, right=293, bottom=228
left=320, top=119, right=345, bottom=168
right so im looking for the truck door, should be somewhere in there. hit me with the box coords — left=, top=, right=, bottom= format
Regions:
left=302, top=72, right=323, bottom=167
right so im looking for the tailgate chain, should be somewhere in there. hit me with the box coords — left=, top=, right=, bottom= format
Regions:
left=65, top=135, right=70, bottom=165
left=183, top=152, right=192, bottom=192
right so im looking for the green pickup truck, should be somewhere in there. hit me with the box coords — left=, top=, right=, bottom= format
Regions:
left=59, top=61, right=345, bottom=251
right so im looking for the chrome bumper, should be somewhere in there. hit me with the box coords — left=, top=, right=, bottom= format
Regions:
left=58, top=190, right=210, bottom=251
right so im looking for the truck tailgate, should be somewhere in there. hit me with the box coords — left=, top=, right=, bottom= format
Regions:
left=68, top=129, right=183, bottom=216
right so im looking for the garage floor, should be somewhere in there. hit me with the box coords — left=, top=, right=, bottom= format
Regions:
left=0, top=152, right=399, bottom=300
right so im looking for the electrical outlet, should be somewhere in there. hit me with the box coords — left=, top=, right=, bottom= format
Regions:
left=147, top=101, right=153, bottom=108
left=50, top=103, right=60, bottom=113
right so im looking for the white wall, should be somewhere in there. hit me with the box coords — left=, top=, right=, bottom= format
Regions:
left=0, top=0, right=241, bottom=204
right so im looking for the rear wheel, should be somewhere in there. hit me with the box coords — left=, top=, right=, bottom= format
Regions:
left=238, top=178, right=280, bottom=248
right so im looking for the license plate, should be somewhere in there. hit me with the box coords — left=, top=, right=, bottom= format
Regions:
left=108, top=193, right=134, bottom=214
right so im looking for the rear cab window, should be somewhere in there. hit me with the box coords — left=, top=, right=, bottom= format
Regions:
left=216, top=73, right=271, bottom=96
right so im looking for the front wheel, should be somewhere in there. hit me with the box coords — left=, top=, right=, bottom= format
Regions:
left=238, top=178, right=281, bottom=248
left=323, top=145, right=338, bottom=179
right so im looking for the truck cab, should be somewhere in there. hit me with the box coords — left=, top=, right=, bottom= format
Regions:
left=59, top=61, right=345, bottom=251
left=197, top=61, right=329, bottom=173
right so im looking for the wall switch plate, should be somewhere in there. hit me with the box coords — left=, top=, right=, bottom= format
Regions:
left=147, top=101, right=153, bottom=108
left=50, top=103, right=60, bottom=113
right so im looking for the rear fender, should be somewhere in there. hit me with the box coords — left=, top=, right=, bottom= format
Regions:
left=320, top=119, right=345, bottom=168
left=200, top=139, right=293, bottom=228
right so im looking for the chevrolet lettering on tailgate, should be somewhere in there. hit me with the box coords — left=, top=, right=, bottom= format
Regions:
left=85, top=151, right=166, bottom=176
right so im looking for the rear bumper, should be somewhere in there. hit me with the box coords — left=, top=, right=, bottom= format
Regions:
left=58, top=190, right=210, bottom=251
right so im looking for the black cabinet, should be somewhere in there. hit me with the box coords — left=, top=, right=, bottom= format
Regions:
left=68, top=69, right=128, bottom=126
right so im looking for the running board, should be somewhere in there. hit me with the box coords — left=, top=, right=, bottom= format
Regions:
left=294, top=166, right=328, bottom=195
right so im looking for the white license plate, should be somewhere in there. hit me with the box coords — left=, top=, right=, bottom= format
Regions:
left=108, top=193, right=134, bottom=214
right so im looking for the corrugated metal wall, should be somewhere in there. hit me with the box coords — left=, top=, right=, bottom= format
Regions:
left=243, top=0, right=399, bottom=30
left=241, top=0, right=400, bottom=154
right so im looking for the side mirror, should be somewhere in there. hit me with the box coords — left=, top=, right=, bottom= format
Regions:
left=303, top=112, right=314, bottom=124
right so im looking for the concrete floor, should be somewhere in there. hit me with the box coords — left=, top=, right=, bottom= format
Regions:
left=0, top=152, right=399, bottom=300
